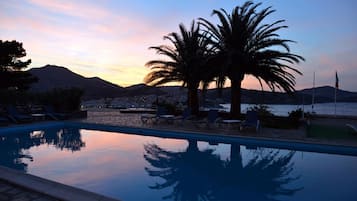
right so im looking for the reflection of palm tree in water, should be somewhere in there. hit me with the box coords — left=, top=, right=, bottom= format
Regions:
left=47, top=128, right=85, bottom=152
left=144, top=141, right=301, bottom=201
left=216, top=144, right=302, bottom=201
left=144, top=139, right=222, bottom=201
left=0, top=127, right=85, bottom=172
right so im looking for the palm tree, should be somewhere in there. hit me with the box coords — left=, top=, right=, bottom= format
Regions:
left=199, top=1, right=304, bottom=118
left=144, top=21, right=216, bottom=115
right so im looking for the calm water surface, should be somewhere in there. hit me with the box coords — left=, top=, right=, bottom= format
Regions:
left=221, top=102, right=357, bottom=116
left=1, top=127, right=357, bottom=201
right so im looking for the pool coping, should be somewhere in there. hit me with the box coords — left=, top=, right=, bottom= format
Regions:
left=68, top=121, right=357, bottom=156
left=1, top=121, right=357, bottom=156
left=0, top=166, right=120, bottom=201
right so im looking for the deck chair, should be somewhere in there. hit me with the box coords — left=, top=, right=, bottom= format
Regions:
left=43, top=105, right=68, bottom=120
left=0, top=116, right=9, bottom=126
left=0, top=108, right=9, bottom=125
left=0, top=106, right=9, bottom=125
left=174, top=107, right=195, bottom=125
left=346, top=124, right=357, bottom=134
left=196, top=109, right=221, bottom=128
left=141, top=106, right=172, bottom=124
left=6, top=105, right=33, bottom=123
left=240, top=111, right=260, bottom=132
left=156, top=106, right=175, bottom=124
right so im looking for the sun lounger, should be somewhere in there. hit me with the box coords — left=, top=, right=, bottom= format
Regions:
left=195, top=109, right=221, bottom=128
left=6, top=105, right=33, bottom=123
left=141, top=106, right=173, bottom=124
left=346, top=124, right=357, bottom=134
left=43, top=106, right=68, bottom=120
left=174, top=108, right=195, bottom=125
left=0, top=107, right=9, bottom=125
left=240, top=111, right=260, bottom=132
left=0, top=116, right=9, bottom=126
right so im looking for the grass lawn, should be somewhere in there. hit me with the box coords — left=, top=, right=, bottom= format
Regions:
left=307, top=123, right=357, bottom=140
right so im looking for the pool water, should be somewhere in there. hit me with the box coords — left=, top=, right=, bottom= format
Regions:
left=1, top=125, right=357, bottom=201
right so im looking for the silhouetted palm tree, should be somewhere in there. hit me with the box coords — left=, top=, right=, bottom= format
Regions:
left=144, top=21, right=216, bottom=115
left=199, top=1, right=304, bottom=118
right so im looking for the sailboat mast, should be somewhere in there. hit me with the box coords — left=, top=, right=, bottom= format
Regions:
left=312, top=72, right=315, bottom=113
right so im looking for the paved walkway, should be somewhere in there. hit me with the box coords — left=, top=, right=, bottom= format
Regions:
left=0, top=180, right=58, bottom=201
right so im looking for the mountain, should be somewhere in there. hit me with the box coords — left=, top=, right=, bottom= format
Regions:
left=122, top=84, right=166, bottom=97
left=28, top=65, right=357, bottom=103
left=29, top=65, right=125, bottom=100
left=205, top=86, right=357, bottom=104
left=298, top=86, right=357, bottom=103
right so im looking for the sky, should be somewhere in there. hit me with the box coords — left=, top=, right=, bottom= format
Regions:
left=1, top=0, right=357, bottom=91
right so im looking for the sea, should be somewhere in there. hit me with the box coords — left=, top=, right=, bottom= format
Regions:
left=220, top=102, right=357, bottom=117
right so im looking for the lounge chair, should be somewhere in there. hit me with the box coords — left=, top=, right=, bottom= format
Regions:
left=155, top=106, right=176, bottom=124
left=29, top=105, right=47, bottom=121
left=141, top=106, right=173, bottom=124
left=174, top=107, right=195, bottom=125
left=0, top=109, right=9, bottom=126
left=346, top=124, right=357, bottom=134
left=196, top=109, right=221, bottom=128
left=0, top=116, right=9, bottom=126
left=240, top=111, right=260, bottom=132
left=43, top=105, right=68, bottom=120
left=0, top=106, right=9, bottom=125
left=6, top=105, right=33, bottom=123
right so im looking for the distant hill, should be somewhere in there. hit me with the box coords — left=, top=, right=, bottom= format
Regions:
left=122, top=84, right=166, bottom=97
left=298, top=86, right=357, bottom=103
left=29, top=65, right=125, bottom=100
left=206, top=86, right=357, bottom=104
left=28, top=65, right=357, bottom=103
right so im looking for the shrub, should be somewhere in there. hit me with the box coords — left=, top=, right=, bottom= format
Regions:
left=36, top=88, right=83, bottom=112
left=247, top=104, right=274, bottom=117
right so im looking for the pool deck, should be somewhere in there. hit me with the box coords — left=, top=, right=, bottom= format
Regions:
left=78, top=108, right=357, bottom=147
left=1, top=108, right=357, bottom=201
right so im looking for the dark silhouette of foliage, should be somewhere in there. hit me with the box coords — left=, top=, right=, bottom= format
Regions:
left=199, top=1, right=304, bottom=118
left=36, top=87, right=84, bottom=112
left=247, top=104, right=274, bottom=117
left=0, top=40, right=37, bottom=91
left=144, top=21, right=217, bottom=115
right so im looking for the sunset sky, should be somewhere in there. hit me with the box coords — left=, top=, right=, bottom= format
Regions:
left=1, top=0, right=356, bottom=91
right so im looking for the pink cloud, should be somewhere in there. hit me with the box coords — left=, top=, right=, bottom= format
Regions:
left=27, top=0, right=109, bottom=19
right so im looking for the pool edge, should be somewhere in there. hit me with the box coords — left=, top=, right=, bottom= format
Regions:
left=0, top=165, right=120, bottom=201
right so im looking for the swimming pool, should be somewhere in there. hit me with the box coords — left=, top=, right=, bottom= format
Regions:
left=1, top=122, right=357, bottom=201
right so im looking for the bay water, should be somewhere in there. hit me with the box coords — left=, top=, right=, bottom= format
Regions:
left=220, top=102, right=357, bottom=117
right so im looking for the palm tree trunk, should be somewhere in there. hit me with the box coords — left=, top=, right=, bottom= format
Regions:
left=188, top=88, right=199, bottom=115
left=230, top=79, right=242, bottom=118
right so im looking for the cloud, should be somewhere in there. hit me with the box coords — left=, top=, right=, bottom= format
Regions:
left=27, top=0, right=109, bottom=20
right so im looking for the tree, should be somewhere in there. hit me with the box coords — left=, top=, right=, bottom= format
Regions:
left=144, top=21, right=216, bottom=115
left=199, top=1, right=304, bottom=118
left=0, top=40, right=37, bottom=91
